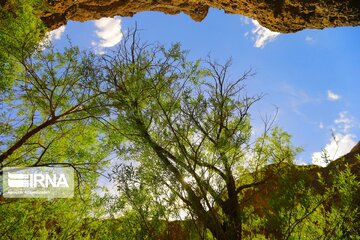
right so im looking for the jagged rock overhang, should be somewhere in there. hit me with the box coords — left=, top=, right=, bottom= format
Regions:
left=37, top=0, right=360, bottom=33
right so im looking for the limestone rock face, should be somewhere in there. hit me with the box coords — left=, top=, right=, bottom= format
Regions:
left=37, top=0, right=360, bottom=33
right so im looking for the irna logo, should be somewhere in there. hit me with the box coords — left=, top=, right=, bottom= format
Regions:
left=7, top=172, right=69, bottom=188
left=2, top=167, right=74, bottom=198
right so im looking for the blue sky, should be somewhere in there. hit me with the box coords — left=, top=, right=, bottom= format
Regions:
left=48, top=9, right=360, bottom=166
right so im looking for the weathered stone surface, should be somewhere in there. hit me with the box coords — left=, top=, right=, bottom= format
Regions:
left=37, top=0, right=360, bottom=33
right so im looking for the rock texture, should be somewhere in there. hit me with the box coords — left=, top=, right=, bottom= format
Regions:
left=37, top=0, right=360, bottom=33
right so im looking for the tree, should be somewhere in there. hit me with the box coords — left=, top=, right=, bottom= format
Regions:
left=93, top=30, right=301, bottom=240
left=0, top=43, right=108, bottom=173
left=260, top=161, right=360, bottom=240
left=0, top=38, right=110, bottom=239
left=1, top=23, right=357, bottom=239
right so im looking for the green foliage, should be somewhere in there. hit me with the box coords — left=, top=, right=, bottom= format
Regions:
left=324, top=164, right=360, bottom=239
left=0, top=43, right=108, bottom=167
left=93, top=31, right=304, bottom=239
left=0, top=196, right=101, bottom=239
left=0, top=40, right=110, bottom=239
left=0, top=27, right=358, bottom=239
left=0, top=0, right=46, bottom=91
left=256, top=163, right=360, bottom=240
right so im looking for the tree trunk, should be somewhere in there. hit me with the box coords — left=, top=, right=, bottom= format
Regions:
left=223, top=217, right=242, bottom=240
left=221, top=177, right=243, bottom=240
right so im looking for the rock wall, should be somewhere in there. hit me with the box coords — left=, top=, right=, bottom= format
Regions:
left=38, top=0, right=360, bottom=33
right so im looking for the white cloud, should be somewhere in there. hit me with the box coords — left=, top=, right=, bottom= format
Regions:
left=250, top=20, right=280, bottom=48
left=49, top=26, right=66, bottom=40
left=327, top=90, right=341, bottom=101
left=93, top=17, right=123, bottom=49
left=335, top=111, right=354, bottom=133
left=312, top=111, right=358, bottom=167
left=240, top=16, right=250, bottom=25
left=319, top=122, right=324, bottom=129
left=312, top=133, right=356, bottom=167
left=39, top=26, right=66, bottom=48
